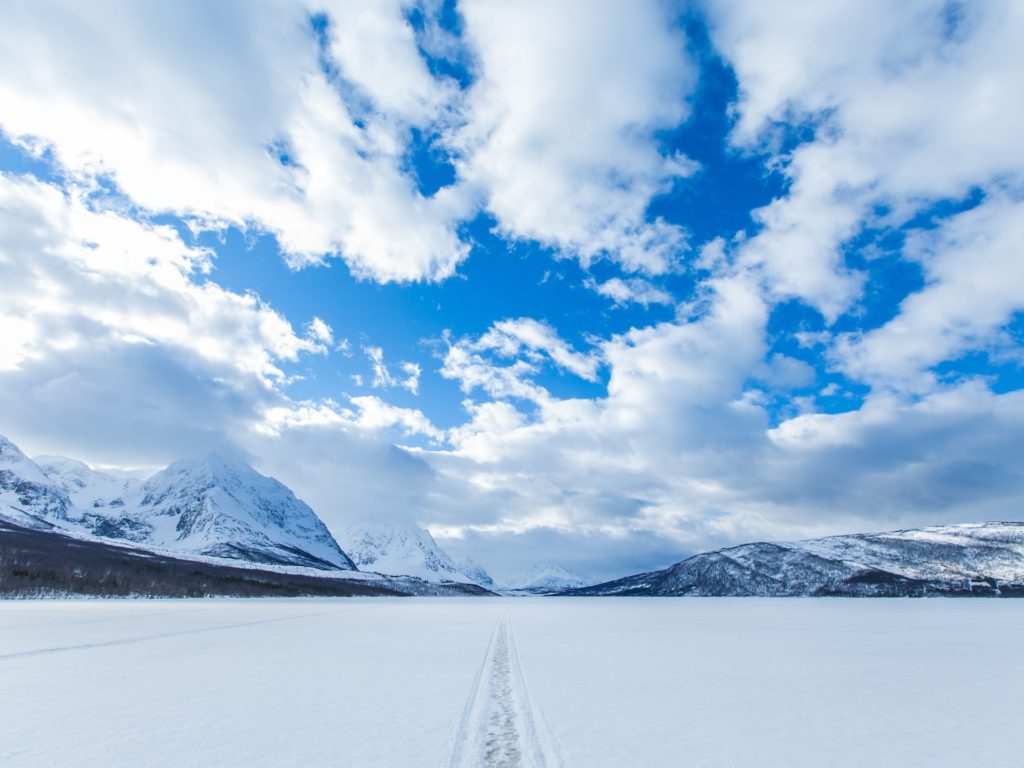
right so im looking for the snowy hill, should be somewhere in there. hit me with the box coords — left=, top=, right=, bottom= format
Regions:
left=0, top=434, right=355, bottom=571
left=573, top=523, right=1024, bottom=597
left=504, top=564, right=593, bottom=594
left=340, top=522, right=492, bottom=585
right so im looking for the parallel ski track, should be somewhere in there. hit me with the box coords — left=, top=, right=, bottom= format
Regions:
left=448, top=612, right=561, bottom=768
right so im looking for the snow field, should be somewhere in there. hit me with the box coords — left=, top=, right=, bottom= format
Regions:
left=2, top=598, right=1023, bottom=767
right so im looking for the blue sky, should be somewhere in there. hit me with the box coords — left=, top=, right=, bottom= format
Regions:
left=1, top=0, right=1023, bottom=580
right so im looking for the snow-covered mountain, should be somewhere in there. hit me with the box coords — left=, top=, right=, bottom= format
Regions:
left=573, top=523, right=1024, bottom=597
left=453, top=556, right=496, bottom=589
left=128, top=454, right=355, bottom=570
left=35, top=455, right=141, bottom=510
left=340, top=522, right=492, bottom=585
left=0, top=436, right=72, bottom=526
left=0, top=434, right=355, bottom=571
left=504, top=564, right=593, bottom=594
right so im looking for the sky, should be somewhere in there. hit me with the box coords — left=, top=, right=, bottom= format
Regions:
left=1, top=0, right=1023, bottom=582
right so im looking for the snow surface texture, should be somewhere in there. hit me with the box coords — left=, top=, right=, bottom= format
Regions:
left=577, top=522, right=1024, bottom=596
left=2, top=598, right=1022, bottom=767
left=340, top=522, right=491, bottom=585
left=448, top=613, right=561, bottom=767
left=0, top=434, right=354, bottom=571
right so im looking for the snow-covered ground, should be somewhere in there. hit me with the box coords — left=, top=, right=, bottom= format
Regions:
left=2, top=598, right=1022, bottom=767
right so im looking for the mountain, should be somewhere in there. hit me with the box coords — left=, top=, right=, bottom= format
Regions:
left=340, top=522, right=491, bottom=585
left=0, top=516, right=491, bottom=598
left=453, top=556, right=496, bottom=588
left=0, top=436, right=72, bottom=527
left=0, top=434, right=355, bottom=571
left=128, top=454, right=356, bottom=570
left=505, top=563, right=593, bottom=594
left=571, top=522, right=1024, bottom=597
left=35, top=455, right=141, bottom=510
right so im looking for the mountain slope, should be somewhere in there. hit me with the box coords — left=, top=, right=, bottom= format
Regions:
left=0, top=436, right=73, bottom=527
left=0, top=517, right=490, bottom=598
left=340, top=522, right=490, bottom=584
left=453, top=556, right=496, bottom=588
left=1, top=434, right=355, bottom=572
left=35, top=455, right=141, bottom=510
left=130, top=454, right=356, bottom=570
left=572, top=523, right=1024, bottom=597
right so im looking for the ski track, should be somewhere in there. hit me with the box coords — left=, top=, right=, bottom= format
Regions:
left=0, top=604, right=378, bottom=662
left=448, top=612, right=561, bottom=768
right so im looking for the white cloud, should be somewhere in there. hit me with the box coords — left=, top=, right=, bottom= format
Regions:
left=399, top=361, right=422, bottom=395
left=365, top=345, right=394, bottom=388
left=0, top=173, right=318, bottom=382
left=365, top=345, right=422, bottom=394
left=475, top=319, right=600, bottom=382
left=0, top=1, right=702, bottom=285
left=453, top=0, right=697, bottom=274
left=0, top=0, right=471, bottom=284
left=0, top=172, right=329, bottom=463
left=305, top=316, right=334, bottom=346
left=425, top=294, right=1024, bottom=576
left=440, top=319, right=600, bottom=407
left=2, top=1, right=1023, bottom=580
left=349, top=394, right=443, bottom=442
left=833, top=195, right=1024, bottom=392
left=706, top=0, right=1024, bottom=320
left=586, top=277, right=674, bottom=308
left=319, top=0, right=455, bottom=124
left=430, top=273, right=773, bottom=552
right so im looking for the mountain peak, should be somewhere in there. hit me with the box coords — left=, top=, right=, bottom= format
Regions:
left=505, top=563, right=592, bottom=592
left=340, top=521, right=491, bottom=585
left=138, top=456, right=355, bottom=570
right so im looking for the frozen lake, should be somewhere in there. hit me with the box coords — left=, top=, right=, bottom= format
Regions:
left=2, top=597, right=1022, bottom=767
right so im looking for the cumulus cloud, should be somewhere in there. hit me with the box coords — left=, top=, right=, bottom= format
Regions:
left=453, top=0, right=698, bottom=273
left=586, top=277, right=674, bottom=308
left=0, top=0, right=707, bottom=285
left=365, top=345, right=422, bottom=394
left=305, top=316, right=334, bottom=346
left=0, top=173, right=319, bottom=383
left=441, top=319, right=601, bottom=407
left=706, top=0, right=1024, bottom=320
left=365, top=346, right=394, bottom=388
left=2, top=1, right=1023, bottom=580
left=399, top=361, right=422, bottom=395
left=0, top=172, right=318, bottom=462
left=834, top=195, right=1024, bottom=392
left=0, top=0, right=470, bottom=283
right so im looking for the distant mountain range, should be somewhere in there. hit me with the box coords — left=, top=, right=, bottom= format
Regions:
left=339, top=522, right=493, bottom=586
left=570, top=522, right=1024, bottom=597
left=4, top=434, right=1022, bottom=598
left=503, top=563, right=593, bottom=594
